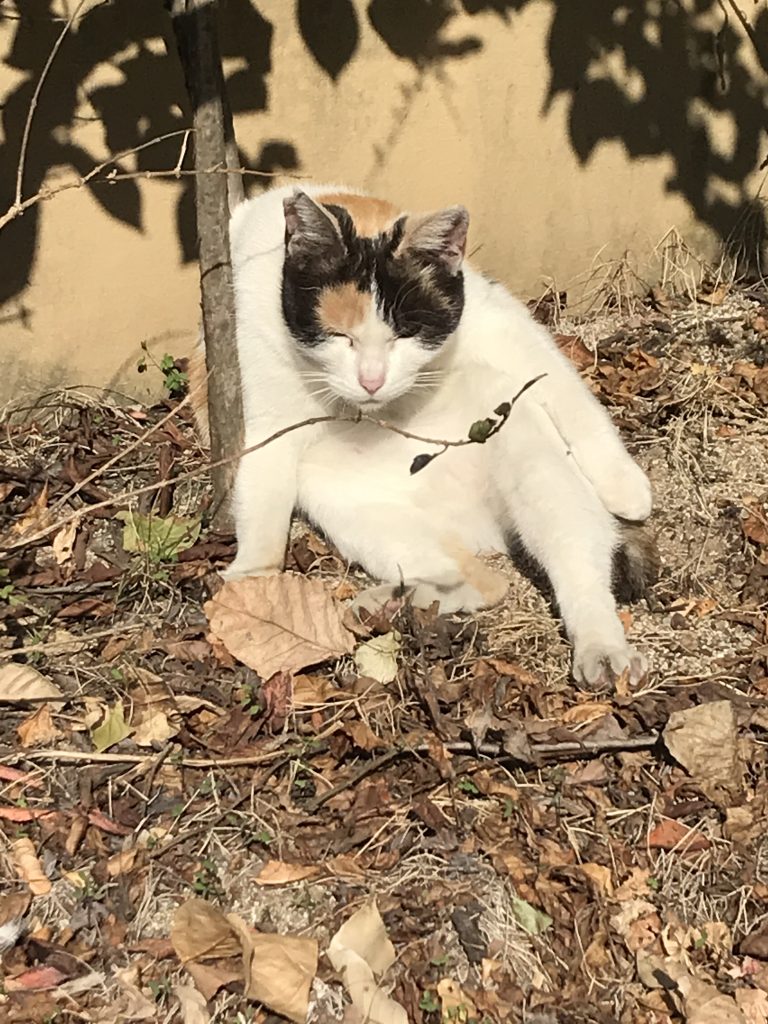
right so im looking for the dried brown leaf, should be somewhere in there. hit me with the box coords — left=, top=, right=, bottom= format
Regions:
left=697, top=284, right=728, bottom=306
left=664, top=700, right=745, bottom=804
left=184, top=960, right=242, bottom=1001
left=0, top=664, right=64, bottom=705
left=228, top=912, right=318, bottom=1023
left=107, top=848, right=139, bottom=878
left=328, top=900, right=407, bottom=1024
left=255, top=859, right=321, bottom=886
left=114, top=965, right=156, bottom=1020
left=743, top=506, right=768, bottom=546
left=10, top=483, right=51, bottom=538
left=11, top=837, right=51, bottom=895
left=0, top=891, right=31, bottom=929
left=52, top=521, right=78, bottom=565
left=648, top=818, right=710, bottom=852
left=205, top=574, right=354, bottom=676
left=17, top=704, right=61, bottom=747
left=4, top=965, right=68, bottom=991
left=437, top=978, right=478, bottom=1019
left=345, top=720, right=385, bottom=751
left=171, top=900, right=242, bottom=963
left=0, top=806, right=56, bottom=823
left=736, top=989, right=768, bottom=1024
left=175, top=983, right=211, bottom=1024
left=578, top=862, right=614, bottom=897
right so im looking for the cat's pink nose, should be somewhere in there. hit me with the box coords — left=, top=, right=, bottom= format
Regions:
left=359, top=373, right=384, bottom=395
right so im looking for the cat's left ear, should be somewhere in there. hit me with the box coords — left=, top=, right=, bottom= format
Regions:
left=283, top=189, right=345, bottom=269
left=398, top=206, right=469, bottom=274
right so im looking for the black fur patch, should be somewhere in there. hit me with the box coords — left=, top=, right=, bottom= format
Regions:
left=505, top=523, right=658, bottom=617
left=281, top=205, right=464, bottom=349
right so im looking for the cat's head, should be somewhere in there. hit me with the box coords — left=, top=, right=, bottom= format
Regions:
left=280, top=189, right=468, bottom=408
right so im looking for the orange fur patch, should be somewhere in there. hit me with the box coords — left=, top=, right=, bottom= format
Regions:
left=316, top=192, right=400, bottom=237
left=188, top=345, right=210, bottom=446
left=316, top=282, right=371, bottom=335
left=444, top=538, right=509, bottom=607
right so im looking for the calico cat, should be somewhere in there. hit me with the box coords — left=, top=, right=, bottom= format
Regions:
left=192, top=183, right=657, bottom=688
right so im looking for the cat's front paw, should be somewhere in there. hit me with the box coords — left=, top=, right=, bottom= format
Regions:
left=572, top=640, right=647, bottom=691
left=587, top=458, right=652, bottom=522
left=221, top=561, right=283, bottom=582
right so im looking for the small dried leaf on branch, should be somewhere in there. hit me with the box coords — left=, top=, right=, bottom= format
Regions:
left=205, top=574, right=354, bottom=677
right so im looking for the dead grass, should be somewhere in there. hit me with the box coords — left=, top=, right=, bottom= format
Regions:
left=1, top=285, right=767, bottom=1023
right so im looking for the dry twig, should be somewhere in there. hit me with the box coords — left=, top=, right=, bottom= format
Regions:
left=1, top=375, right=543, bottom=556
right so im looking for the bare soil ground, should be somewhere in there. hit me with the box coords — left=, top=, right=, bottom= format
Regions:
left=0, top=283, right=767, bottom=1024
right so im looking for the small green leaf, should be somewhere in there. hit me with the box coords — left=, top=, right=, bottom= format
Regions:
left=353, top=631, right=400, bottom=683
left=509, top=895, right=552, bottom=935
left=91, top=701, right=133, bottom=752
left=160, top=354, right=175, bottom=372
left=116, top=510, right=201, bottom=563
left=468, top=417, right=494, bottom=444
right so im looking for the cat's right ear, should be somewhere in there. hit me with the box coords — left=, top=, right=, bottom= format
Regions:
left=283, top=190, right=345, bottom=270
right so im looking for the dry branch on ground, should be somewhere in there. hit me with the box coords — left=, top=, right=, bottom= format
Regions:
left=0, top=287, right=767, bottom=1023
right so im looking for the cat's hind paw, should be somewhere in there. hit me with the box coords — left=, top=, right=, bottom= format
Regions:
left=220, top=561, right=282, bottom=582
left=572, top=640, right=647, bottom=691
left=592, top=461, right=653, bottom=522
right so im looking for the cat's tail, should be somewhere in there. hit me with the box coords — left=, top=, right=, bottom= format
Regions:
left=612, top=522, right=660, bottom=603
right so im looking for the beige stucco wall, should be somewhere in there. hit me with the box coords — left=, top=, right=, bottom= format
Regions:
left=0, top=0, right=764, bottom=404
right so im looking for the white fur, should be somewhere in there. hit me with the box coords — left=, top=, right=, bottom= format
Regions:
left=223, top=183, right=653, bottom=686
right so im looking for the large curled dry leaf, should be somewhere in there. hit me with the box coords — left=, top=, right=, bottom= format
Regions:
left=638, top=954, right=748, bottom=1024
left=171, top=899, right=241, bottom=963
left=0, top=664, right=64, bottom=705
left=170, top=898, right=317, bottom=1024
left=328, top=900, right=408, bottom=1024
left=205, top=574, right=354, bottom=677
left=663, top=700, right=745, bottom=805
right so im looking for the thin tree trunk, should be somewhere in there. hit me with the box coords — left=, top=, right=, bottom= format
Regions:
left=169, top=0, right=243, bottom=530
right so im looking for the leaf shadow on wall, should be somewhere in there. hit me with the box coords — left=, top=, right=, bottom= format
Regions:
left=0, top=0, right=299, bottom=311
left=1, top=0, right=767, bottom=320
left=366, top=0, right=768, bottom=279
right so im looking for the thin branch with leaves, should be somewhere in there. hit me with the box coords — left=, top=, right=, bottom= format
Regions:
left=0, top=374, right=545, bottom=557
